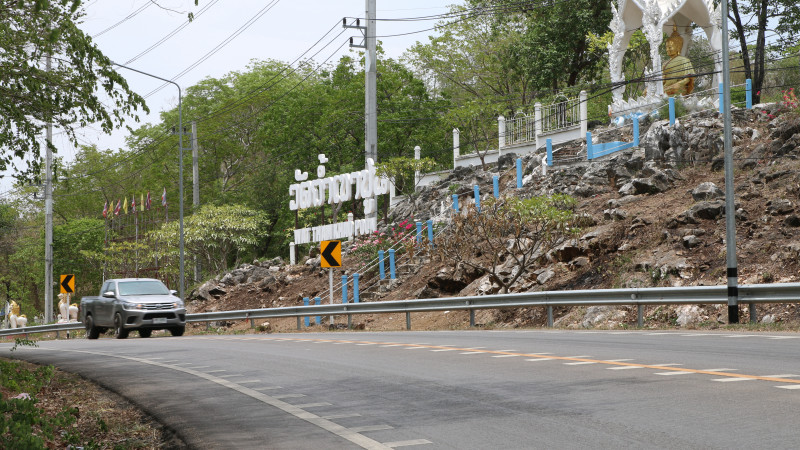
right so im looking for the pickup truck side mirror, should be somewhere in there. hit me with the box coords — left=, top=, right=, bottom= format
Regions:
left=169, top=290, right=178, bottom=296
left=102, top=291, right=116, bottom=298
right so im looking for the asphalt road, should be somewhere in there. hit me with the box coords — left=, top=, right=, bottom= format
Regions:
left=4, top=329, right=800, bottom=449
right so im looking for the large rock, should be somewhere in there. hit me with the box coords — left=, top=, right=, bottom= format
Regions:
left=190, top=280, right=227, bottom=302
left=690, top=182, right=723, bottom=201
left=766, top=199, right=793, bottom=216
left=686, top=200, right=726, bottom=221
left=676, top=305, right=704, bottom=327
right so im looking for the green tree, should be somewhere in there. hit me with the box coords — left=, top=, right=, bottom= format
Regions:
left=0, top=0, right=147, bottom=178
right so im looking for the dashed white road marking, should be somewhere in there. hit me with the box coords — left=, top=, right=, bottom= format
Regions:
left=655, top=372, right=692, bottom=376
left=525, top=358, right=554, bottom=362
left=204, top=369, right=227, bottom=373
left=384, top=439, right=433, bottom=448
left=564, top=361, right=597, bottom=365
left=253, top=386, right=282, bottom=391
left=217, top=374, right=241, bottom=378
left=459, top=352, right=483, bottom=355
left=322, top=413, right=362, bottom=420
left=404, top=347, right=425, bottom=350
left=236, top=380, right=262, bottom=384
left=764, top=374, right=799, bottom=378
left=357, top=343, right=376, bottom=346
left=273, top=394, right=305, bottom=399
left=712, top=378, right=754, bottom=382
left=431, top=349, right=456, bottom=352
left=351, top=425, right=394, bottom=433
left=775, top=385, right=800, bottom=390
left=767, top=336, right=799, bottom=340
left=701, top=368, right=737, bottom=372
left=491, top=355, right=518, bottom=358
left=606, top=359, right=634, bottom=363
left=381, top=344, right=405, bottom=347
left=726, top=335, right=759, bottom=338
left=651, top=363, right=682, bottom=367
left=608, top=366, right=641, bottom=370
left=295, top=402, right=332, bottom=408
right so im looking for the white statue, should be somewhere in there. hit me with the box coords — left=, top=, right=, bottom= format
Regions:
left=69, top=303, right=79, bottom=322
left=58, top=293, right=70, bottom=323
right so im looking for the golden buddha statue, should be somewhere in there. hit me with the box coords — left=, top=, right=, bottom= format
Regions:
left=663, top=24, right=695, bottom=96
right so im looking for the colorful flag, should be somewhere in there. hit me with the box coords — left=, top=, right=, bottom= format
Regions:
left=131, top=196, right=136, bottom=212
left=140, top=193, right=144, bottom=212
left=123, top=197, right=128, bottom=215
left=146, top=191, right=151, bottom=210
left=161, top=188, right=167, bottom=207
left=114, top=199, right=121, bottom=216
left=102, top=201, right=108, bottom=218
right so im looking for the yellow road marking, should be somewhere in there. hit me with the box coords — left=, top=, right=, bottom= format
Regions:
left=244, top=336, right=800, bottom=385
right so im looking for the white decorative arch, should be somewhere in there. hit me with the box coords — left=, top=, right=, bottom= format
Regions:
left=608, top=0, right=721, bottom=116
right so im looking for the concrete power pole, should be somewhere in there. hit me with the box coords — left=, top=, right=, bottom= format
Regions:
left=44, top=54, right=54, bottom=324
left=720, top=0, right=740, bottom=324
left=191, top=121, right=201, bottom=282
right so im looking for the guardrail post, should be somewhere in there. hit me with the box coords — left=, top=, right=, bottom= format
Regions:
left=303, top=297, right=310, bottom=328
left=452, top=194, right=459, bottom=212
left=547, top=306, right=553, bottom=327
left=353, top=273, right=360, bottom=303
left=426, top=219, right=434, bottom=246
left=546, top=138, right=553, bottom=166
left=492, top=175, right=499, bottom=198
left=416, top=221, right=423, bottom=244
left=669, top=97, right=676, bottom=126
left=516, top=158, right=523, bottom=188
left=388, top=249, right=396, bottom=280
left=378, top=250, right=386, bottom=279
left=633, top=116, right=640, bottom=147
left=469, top=309, right=475, bottom=327
left=406, top=312, right=411, bottom=330
left=342, top=275, right=350, bottom=329
left=719, top=82, right=724, bottom=114
left=745, top=79, right=752, bottom=109
left=314, top=297, right=321, bottom=325
left=637, top=305, right=643, bottom=328
left=297, top=316, right=301, bottom=330
left=586, top=132, right=593, bottom=160
left=473, top=185, right=480, bottom=212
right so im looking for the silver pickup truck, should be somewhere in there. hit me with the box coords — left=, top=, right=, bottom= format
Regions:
left=81, top=278, right=186, bottom=339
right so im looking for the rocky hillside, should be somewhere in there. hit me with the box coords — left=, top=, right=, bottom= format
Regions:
left=188, top=103, right=800, bottom=332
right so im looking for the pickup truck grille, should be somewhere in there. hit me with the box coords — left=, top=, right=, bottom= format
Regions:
left=143, top=312, right=177, bottom=320
left=143, top=303, right=175, bottom=310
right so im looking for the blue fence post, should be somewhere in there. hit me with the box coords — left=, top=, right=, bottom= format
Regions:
left=388, top=249, right=396, bottom=279
left=416, top=221, right=422, bottom=244
left=353, top=274, right=360, bottom=303
left=669, top=97, right=676, bottom=126
left=515, top=158, right=523, bottom=188
left=546, top=139, right=553, bottom=166
left=378, top=250, right=385, bottom=279
left=492, top=176, right=499, bottom=198
left=426, top=219, right=434, bottom=245
left=746, top=78, right=752, bottom=109
left=719, top=82, right=724, bottom=114
left=586, top=132, right=593, bottom=160
left=314, top=297, right=321, bottom=325
left=303, top=297, right=310, bottom=327
left=474, top=185, right=480, bottom=212
left=341, top=275, right=348, bottom=303
left=452, top=194, right=459, bottom=212
left=633, top=116, right=640, bottom=147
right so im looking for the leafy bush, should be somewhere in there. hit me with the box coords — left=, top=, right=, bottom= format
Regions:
left=348, top=220, right=421, bottom=272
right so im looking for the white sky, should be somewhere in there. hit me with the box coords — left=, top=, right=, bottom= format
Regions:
left=1, top=0, right=458, bottom=196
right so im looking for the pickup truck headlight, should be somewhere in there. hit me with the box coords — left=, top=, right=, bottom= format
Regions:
left=172, top=300, right=184, bottom=309
left=123, top=302, right=144, bottom=310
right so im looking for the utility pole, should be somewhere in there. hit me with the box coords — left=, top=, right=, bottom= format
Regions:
left=44, top=54, right=54, bottom=324
left=344, top=0, right=378, bottom=221
left=720, top=0, right=739, bottom=324
left=191, top=121, right=201, bottom=282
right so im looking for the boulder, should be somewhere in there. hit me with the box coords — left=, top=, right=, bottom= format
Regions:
left=688, top=200, right=726, bottom=221
left=690, top=182, right=723, bottom=201
left=784, top=215, right=800, bottom=227
left=682, top=235, right=701, bottom=249
left=766, top=199, right=793, bottom=216
left=676, top=305, right=704, bottom=327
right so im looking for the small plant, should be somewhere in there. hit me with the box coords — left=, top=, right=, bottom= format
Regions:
left=448, top=183, right=460, bottom=194
left=761, top=271, right=775, bottom=283
left=9, top=337, right=38, bottom=353
left=781, top=88, right=798, bottom=115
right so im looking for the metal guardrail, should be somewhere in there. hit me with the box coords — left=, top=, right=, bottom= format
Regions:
left=2, top=283, right=799, bottom=337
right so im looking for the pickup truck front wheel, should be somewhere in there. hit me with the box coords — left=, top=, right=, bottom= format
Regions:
left=114, top=313, right=129, bottom=339
left=85, top=315, right=100, bottom=340
left=170, top=326, right=185, bottom=337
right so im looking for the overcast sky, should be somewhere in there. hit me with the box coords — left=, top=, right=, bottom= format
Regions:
left=1, top=0, right=458, bottom=195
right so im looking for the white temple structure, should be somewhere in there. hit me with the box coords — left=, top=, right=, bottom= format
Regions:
left=607, top=0, right=722, bottom=117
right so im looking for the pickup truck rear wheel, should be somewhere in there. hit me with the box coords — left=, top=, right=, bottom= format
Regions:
left=170, top=326, right=185, bottom=337
left=139, top=329, right=152, bottom=338
left=113, top=313, right=129, bottom=339
left=85, top=315, right=100, bottom=340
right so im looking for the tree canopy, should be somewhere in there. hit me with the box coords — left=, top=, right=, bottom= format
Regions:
left=0, top=0, right=147, bottom=178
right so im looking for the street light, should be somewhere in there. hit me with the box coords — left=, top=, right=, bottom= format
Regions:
left=112, top=61, right=186, bottom=300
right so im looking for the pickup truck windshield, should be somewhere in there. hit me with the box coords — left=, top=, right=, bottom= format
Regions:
left=117, top=281, right=170, bottom=296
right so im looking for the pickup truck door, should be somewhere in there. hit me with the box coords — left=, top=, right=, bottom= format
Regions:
left=96, top=281, right=114, bottom=325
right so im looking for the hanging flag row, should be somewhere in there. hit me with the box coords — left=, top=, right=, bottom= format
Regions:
left=102, top=188, right=167, bottom=218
